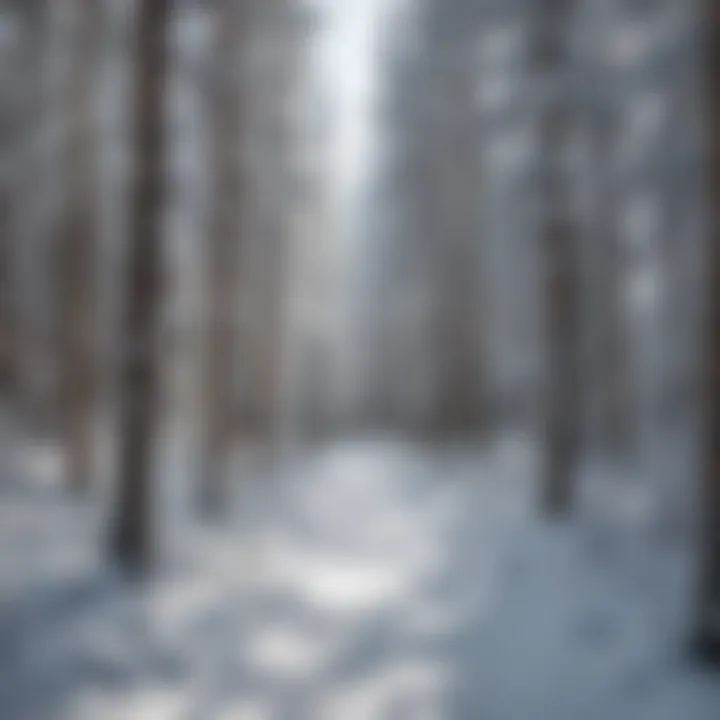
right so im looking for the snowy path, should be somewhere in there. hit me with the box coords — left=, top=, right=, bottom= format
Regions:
left=0, top=436, right=719, bottom=719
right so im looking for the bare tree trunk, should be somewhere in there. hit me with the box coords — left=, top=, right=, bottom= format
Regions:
left=110, top=0, right=169, bottom=574
left=597, top=226, right=633, bottom=460
left=535, top=0, right=581, bottom=516
left=234, top=3, right=294, bottom=446
left=582, top=7, right=633, bottom=462
left=58, top=0, right=101, bottom=493
left=695, top=0, right=720, bottom=660
left=0, top=2, right=19, bottom=409
left=256, top=6, right=297, bottom=446
left=0, top=211, right=13, bottom=408
left=435, top=65, right=486, bottom=439
left=11, top=0, right=52, bottom=435
left=254, top=225, right=290, bottom=441
left=200, top=0, right=246, bottom=514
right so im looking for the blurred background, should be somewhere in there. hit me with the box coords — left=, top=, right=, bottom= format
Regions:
left=1, top=0, right=720, bottom=717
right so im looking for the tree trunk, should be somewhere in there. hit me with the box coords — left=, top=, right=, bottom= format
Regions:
left=0, top=2, right=20, bottom=409
left=695, top=0, right=720, bottom=660
left=582, top=4, right=633, bottom=462
left=11, top=0, right=53, bottom=435
left=58, top=0, right=101, bottom=493
left=535, top=0, right=581, bottom=516
left=109, top=0, right=169, bottom=574
left=200, top=0, right=246, bottom=514
left=432, top=42, right=486, bottom=439
left=0, top=209, right=13, bottom=408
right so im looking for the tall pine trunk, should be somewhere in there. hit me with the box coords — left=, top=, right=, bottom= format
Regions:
left=434, top=40, right=486, bottom=439
left=695, top=0, right=720, bottom=660
left=200, top=0, right=245, bottom=514
left=58, top=0, right=100, bottom=493
left=13, top=0, right=51, bottom=435
left=110, top=0, right=169, bottom=573
left=0, top=1, right=20, bottom=410
left=583, top=2, right=633, bottom=462
left=535, top=0, right=581, bottom=515
left=0, top=207, right=13, bottom=409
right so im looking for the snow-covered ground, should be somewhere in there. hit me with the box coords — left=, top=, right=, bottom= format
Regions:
left=1, top=434, right=719, bottom=719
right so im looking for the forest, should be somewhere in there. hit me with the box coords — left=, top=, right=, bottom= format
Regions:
left=1, top=0, right=720, bottom=718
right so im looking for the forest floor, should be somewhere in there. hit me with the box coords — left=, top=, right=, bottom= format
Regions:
left=1, top=431, right=719, bottom=719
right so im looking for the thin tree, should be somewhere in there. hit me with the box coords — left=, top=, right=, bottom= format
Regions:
left=0, top=1, right=21, bottom=411
left=534, top=0, right=581, bottom=515
left=695, top=0, right=720, bottom=661
left=434, top=36, right=486, bottom=439
left=58, top=0, right=101, bottom=493
left=110, top=0, right=169, bottom=573
left=582, top=0, right=633, bottom=462
left=0, top=199, right=14, bottom=411
left=415, top=0, right=486, bottom=438
left=11, top=0, right=51, bottom=434
left=251, top=2, right=296, bottom=445
left=200, top=0, right=246, bottom=514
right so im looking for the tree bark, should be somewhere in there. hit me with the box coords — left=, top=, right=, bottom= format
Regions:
left=12, top=0, right=53, bottom=435
left=200, top=0, right=246, bottom=514
left=110, top=0, right=169, bottom=574
left=0, top=2, right=20, bottom=408
left=434, top=55, right=486, bottom=439
left=58, top=0, right=101, bottom=493
left=0, top=208, right=14, bottom=408
left=582, top=5, right=633, bottom=462
left=695, top=0, right=720, bottom=660
left=535, top=0, right=581, bottom=516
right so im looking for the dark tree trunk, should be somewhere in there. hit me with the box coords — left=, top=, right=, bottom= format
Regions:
left=598, top=224, right=633, bottom=461
left=0, top=0, right=19, bottom=406
left=434, top=53, right=486, bottom=439
left=695, top=0, right=720, bottom=661
left=535, top=0, right=581, bottom=516
left=583, top=21, right=633, bottom=462
left=0, top=46, right=17, bottom=408
left=0, top=211, right=13, bottom=407
left=200, top=0, right=246, bottom=514
left=59, top=0, right=101, bottom=493
left=421, top=7, right=486, bottom=439
left=12, top=0, right=51, bottom=435
left=110, top=0, right=169, bottom=574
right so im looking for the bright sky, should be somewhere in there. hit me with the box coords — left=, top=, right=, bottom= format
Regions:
left=311, top=0, right=394, bottom=202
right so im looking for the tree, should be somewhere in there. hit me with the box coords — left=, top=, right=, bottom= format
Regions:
left=534, top=0, right=581, bottom=515
left=580, top=0, right=633, bottom=462
left=200, top=0, right=247, bottom=514
left=0, top=190, right=14, bottom=410
left=110, top=0, right=170, bottom=573
left=431, top=23, right=486, bottom=439
left=0, top=0, right=22, bottom=411
left=695, top=0, right=720, bottom=661
left=58, top=0, right=101, bottom=493
left=375, top=0, right=487, bottom=437
left=11, top=0, right=52, bottom=434
left=246, top=1, right=297, bottom=445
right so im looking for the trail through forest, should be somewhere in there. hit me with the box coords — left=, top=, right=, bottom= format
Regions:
left=1, top=435, right=718, bottom=719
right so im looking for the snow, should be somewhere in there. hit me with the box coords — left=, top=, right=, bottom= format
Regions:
left=1, top=434, right=719, bottom=719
